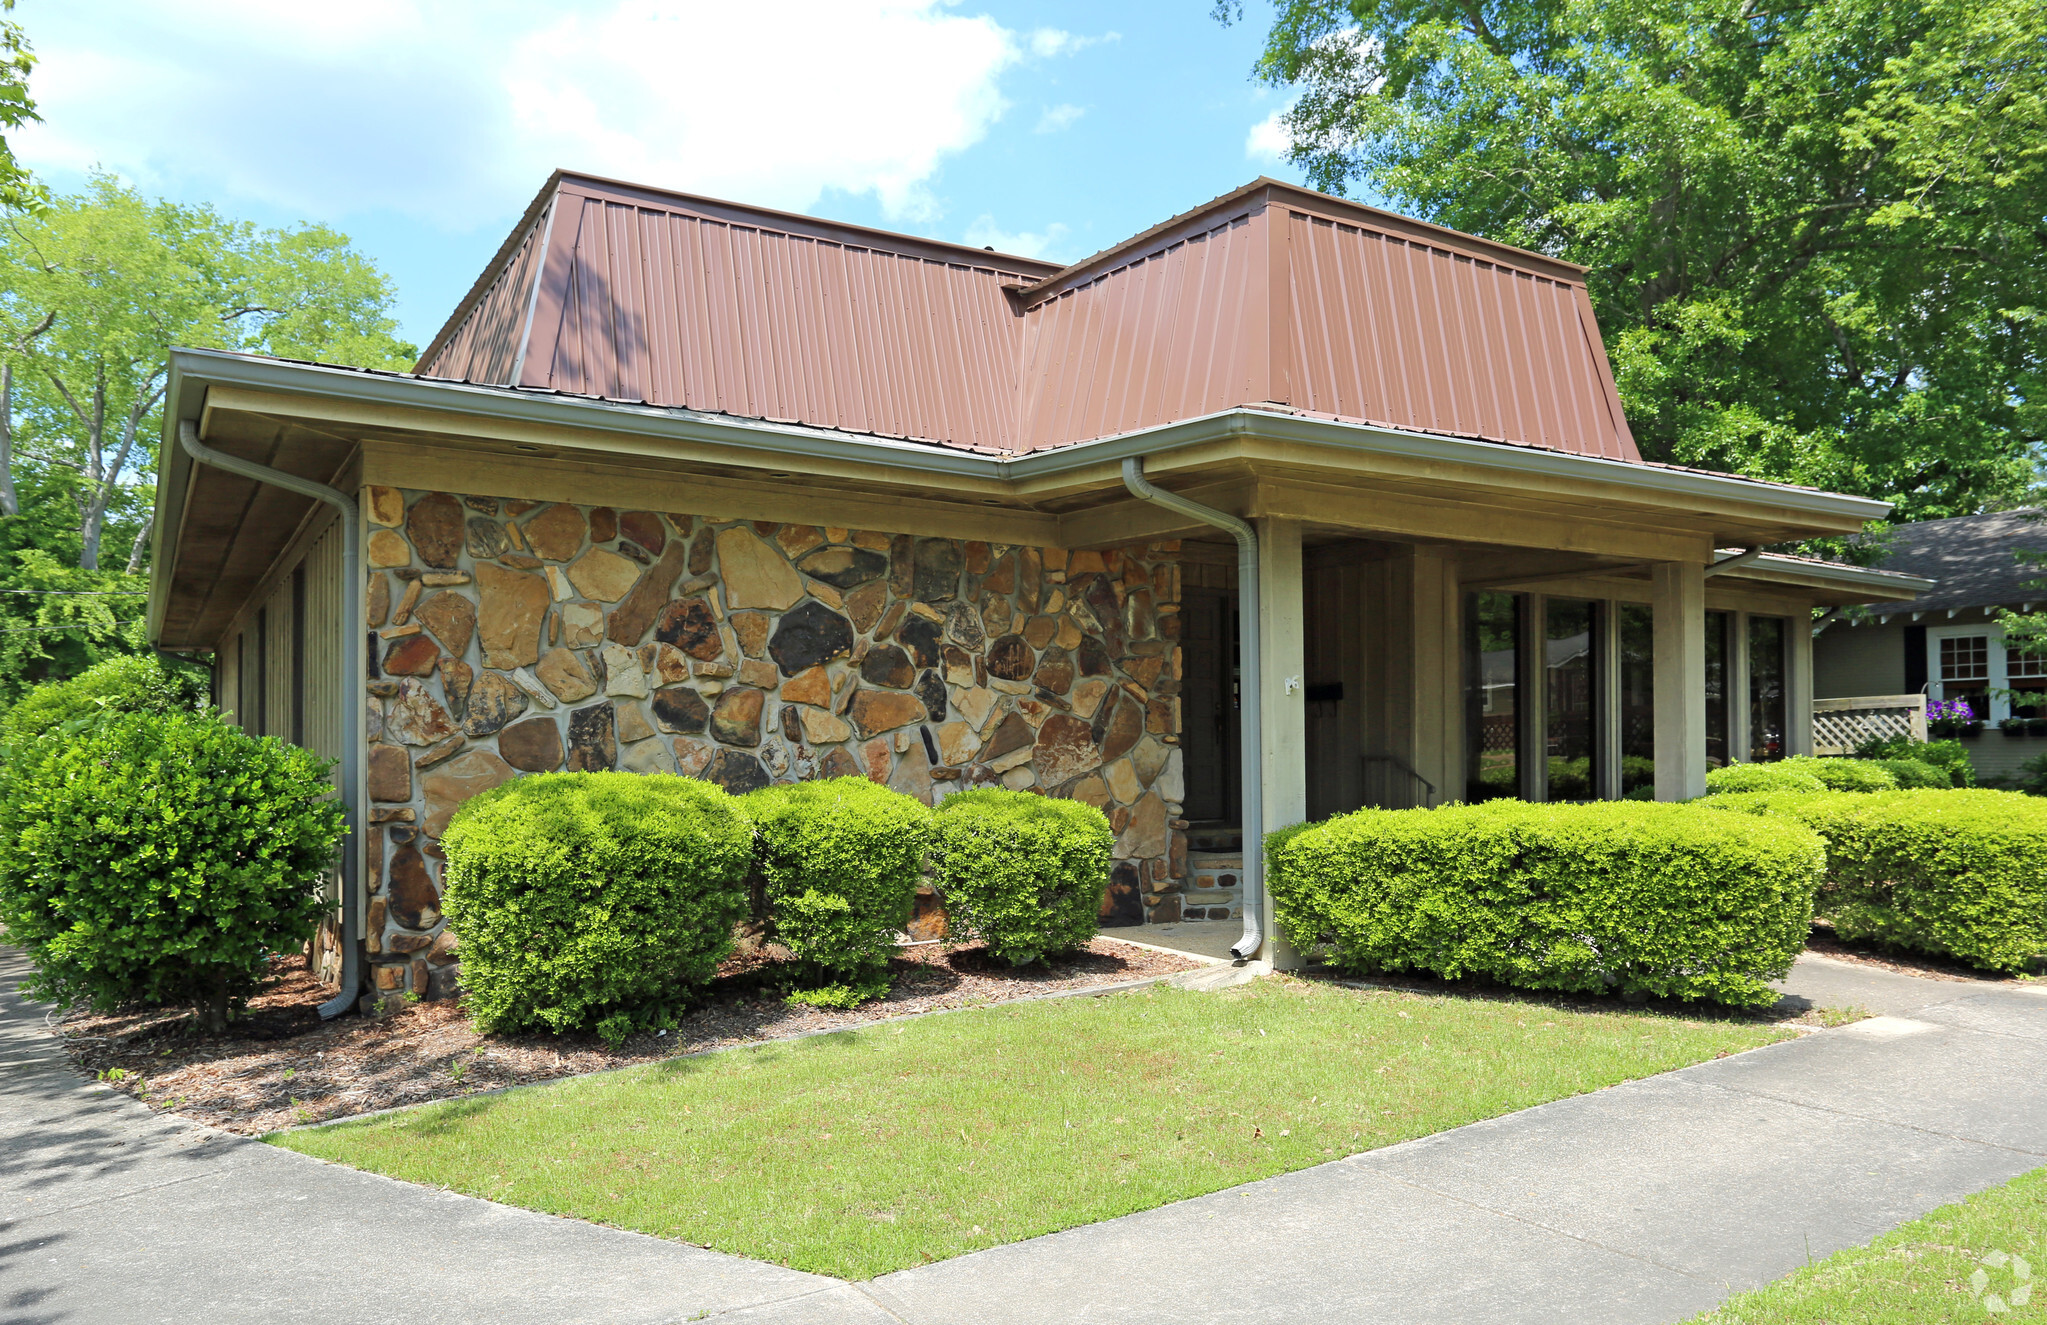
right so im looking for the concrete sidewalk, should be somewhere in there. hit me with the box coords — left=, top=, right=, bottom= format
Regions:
left=3, top=950, right=2042, bottom=1325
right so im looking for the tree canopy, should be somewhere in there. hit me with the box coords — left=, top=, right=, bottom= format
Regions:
left=1226, top=0, right=2047, bottom=520
left=0, top=176, right=415, bottom=699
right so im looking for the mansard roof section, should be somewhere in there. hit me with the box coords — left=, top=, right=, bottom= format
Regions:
left=417, top=172, right=1638, bottom=463
left=1013, top=182, right=1637, bottom=459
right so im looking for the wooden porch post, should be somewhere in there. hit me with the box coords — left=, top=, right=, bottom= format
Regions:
left=1652, top=562, right=1708, bottom=800
left=1786, top=614, right=1816, bottom=757
left=1257, top=517, right=1306, bottom=968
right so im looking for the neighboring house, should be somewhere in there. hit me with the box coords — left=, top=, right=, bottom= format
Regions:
left=1815, top=509, right=2047, bottom=782
left=146, top=172, right=1923, bottom=1009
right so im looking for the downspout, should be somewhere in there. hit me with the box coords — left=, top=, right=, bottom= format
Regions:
left=177, top=420, right=363, bottom=1020
left=1704, top=546, right=1763, bottom=577
left=1120, top=457, right=1264, bottom=962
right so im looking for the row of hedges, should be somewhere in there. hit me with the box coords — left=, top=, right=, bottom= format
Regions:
left=1268, top=800, right=1825, bottom=1007
left=1704, top=754, right=1952, bottom=796
left=441, top=774, right=1112, bottom=1041
left=1703, top=789, right=2047, bottom=974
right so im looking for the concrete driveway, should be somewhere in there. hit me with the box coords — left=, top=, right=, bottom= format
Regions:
left=3, top=947, right=2042, bottom=1324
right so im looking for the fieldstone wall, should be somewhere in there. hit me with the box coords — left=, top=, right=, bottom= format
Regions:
left=357, top=486, right=1191, bottom=1004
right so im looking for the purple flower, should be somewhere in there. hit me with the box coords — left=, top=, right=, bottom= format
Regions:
left=1930, top=699, right=1976, bottom=721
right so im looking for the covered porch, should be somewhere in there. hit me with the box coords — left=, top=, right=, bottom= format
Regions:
left=1052, top=450, right=1922, bottom=950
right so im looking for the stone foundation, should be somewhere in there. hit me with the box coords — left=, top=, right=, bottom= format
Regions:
left=356, top=487, right=1193, bottom=1000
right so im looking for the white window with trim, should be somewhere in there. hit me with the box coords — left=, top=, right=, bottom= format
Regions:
left=1927, top=623, right=2044, bottom=724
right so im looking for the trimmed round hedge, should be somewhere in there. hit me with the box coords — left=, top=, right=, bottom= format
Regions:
left=1870, top=758, right=1951, bottom=790
left=929, top=788, right=1111, bottom=965
left=1782, top=756, right=1899, bottom=792
left=0, top=708, right=344, bottom=1029
left=441, top=772, right=752, bottom=1042
left=742, top=777, right=931, bottom=1004
left=1855, top=735, right=1974, bottom=788
left=1269, top=799, right=1826, bottom=1007
left=1707, top=788, right=2047, bottom=973
left=1705, top=762, right=1828, bottom=796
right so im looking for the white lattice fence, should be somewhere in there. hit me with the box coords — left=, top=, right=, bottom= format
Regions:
left=1813, top=694, right=1927, bottom=755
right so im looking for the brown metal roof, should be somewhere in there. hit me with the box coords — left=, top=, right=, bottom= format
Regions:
left=418, top=173, right=1638, bottom=462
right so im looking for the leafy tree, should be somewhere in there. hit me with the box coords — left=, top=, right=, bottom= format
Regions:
left=0, top=0, right=40, bottom=214
left=1224, top=0, right=2047, bottom=519
left=0, top=175, right=416, bottom=571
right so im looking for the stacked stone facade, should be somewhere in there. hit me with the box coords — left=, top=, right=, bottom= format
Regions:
left=358, top=486, right=1193, bottom=1003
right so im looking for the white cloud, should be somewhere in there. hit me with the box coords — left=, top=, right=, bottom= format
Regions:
left=962, top=214, right=1073, bottom=262
left=1246, top=107, right=1293, bottom=163
left=16, top=0, right=1033, bottom=230
left=1026, top=28, right=1119, bottom=59
left=1035, top=104, right=1086, bottom=134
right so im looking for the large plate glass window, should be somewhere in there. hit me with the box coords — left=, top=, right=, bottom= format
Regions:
left=1704, top=610, right=1732, bottom=770
left=1617, top=604, right=1654, bottom=797
left=1545, top=598, right=1601, bottom=800
left=1463, top=591, right=1522, bottom=802
left=1749, top=616, right=1787, bottom=762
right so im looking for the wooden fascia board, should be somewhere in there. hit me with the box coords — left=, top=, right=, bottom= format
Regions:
left=359, top=441, right=1059, bottom=547
left=1249, top=477, right=1714, bottom=562
left=203, top=386, right=1021, bottom=503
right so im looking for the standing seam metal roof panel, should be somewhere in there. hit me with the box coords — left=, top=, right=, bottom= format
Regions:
left=420, top=173, right=1639, bottom=463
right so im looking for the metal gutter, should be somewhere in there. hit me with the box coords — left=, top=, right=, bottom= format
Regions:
left=1729, top=554, right=1935, bottom=594
left=175, top=420, right=364, bottom=1021
left=1120, top=457, right=1264, bottom=963
left=164, top=349, right=1898, bottom=526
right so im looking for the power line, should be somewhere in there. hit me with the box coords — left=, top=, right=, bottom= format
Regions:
left=0, top=623, right=136, bottom=636
left=0, top=589, right=147, bottom=596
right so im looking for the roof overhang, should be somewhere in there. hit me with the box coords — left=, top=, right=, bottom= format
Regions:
left=151, top=349, right=1903, bottom=648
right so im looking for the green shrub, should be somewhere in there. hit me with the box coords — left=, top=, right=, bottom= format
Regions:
left=0, top=708, right=345, bottom=1029
left=742, top=777, right=930, bottom=1002
left=1782, top=756, right=1899, bottom=792
left=1870, top=757, right=1951, bottom=790
left=2000, top=751, right=2047, bottom=797
left=1705, top=762, right=1828, bottom=796
left=1734, top=789, right=2047, bottom=973
left=441, top=772, right=751, bottom=1041
left=1855, top=734, right=1974, bottom=787
left=929, top=789, right=1111, bottom=965
left=1, top=654, right=203, bottom=752
left=1269, top=800, right=1825, bottom=1006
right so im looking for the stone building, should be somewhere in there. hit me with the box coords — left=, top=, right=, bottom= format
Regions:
left=146, top=173, right=1924, bottom=1012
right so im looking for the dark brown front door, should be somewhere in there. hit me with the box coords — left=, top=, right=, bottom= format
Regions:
left=1178, top=587, right=1239, bottom=825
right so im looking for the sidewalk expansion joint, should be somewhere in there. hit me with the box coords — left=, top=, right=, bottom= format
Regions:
left=1352, top=1167, right=1707, bottom=1283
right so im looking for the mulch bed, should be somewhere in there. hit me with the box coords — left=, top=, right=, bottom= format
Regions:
left=48, top=936, right=1201, bottom=1137
left=1800, top=923, right=2031, bottom=984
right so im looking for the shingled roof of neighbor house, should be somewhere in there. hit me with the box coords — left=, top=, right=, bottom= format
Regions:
left=417, top=172, right=1640, bottom=464
left=1858, top=509, right=2047, bottom=613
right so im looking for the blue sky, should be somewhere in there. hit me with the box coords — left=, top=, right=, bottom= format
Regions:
left=17, top=0, right=1317, bottom=352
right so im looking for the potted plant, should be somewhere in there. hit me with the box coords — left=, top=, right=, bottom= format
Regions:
left=1928, top=699, right=1982, bottom=739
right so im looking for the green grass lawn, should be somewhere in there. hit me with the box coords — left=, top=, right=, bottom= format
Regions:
left=274, top=978, right=1788, bottom=1279
left=1692, top=1165, right=2046, bottom=1323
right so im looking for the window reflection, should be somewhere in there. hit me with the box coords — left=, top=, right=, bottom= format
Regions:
left=1705, top=611, right=1730, bottom=770
left=1749, top=616, right=1786, bottom=762
left=1464, top=592, right=1521, bottom=802
left=1618, top=604, right=1654, bottom=798
left=1546, top=599, right=1600, bottom=801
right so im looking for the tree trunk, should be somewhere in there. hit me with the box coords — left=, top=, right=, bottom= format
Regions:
left=0, top=363, right=18, bottom=519
left=78, top=503, right=102, bottom=571
left=196, top=974, right=231, bottom=1033
left=125, top=511, right=152, bottom=574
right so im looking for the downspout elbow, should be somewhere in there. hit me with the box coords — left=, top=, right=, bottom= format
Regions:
left=177, top=420, right=364, bottom=1020
left=1120, top=457, right=1265, bottom=963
